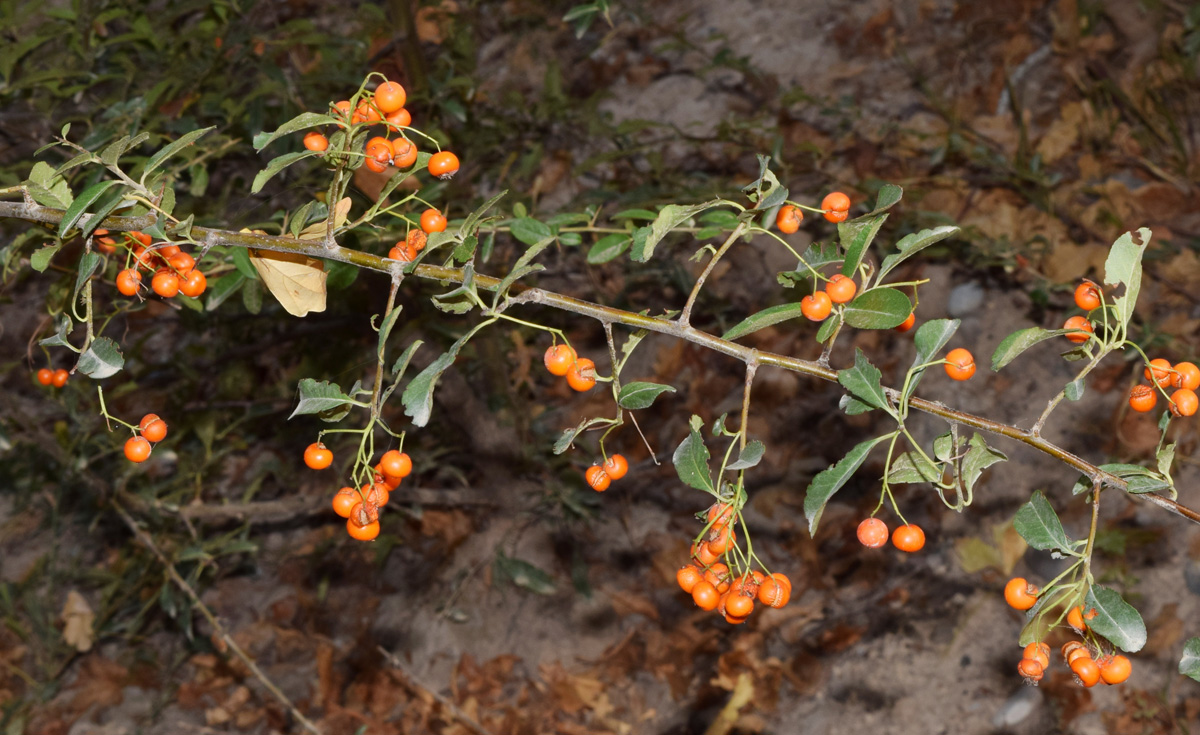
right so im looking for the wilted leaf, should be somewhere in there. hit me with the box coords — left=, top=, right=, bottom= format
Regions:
left=61, top=590, right=94, bottom=652
left=250, top=249, right=327, bottom=316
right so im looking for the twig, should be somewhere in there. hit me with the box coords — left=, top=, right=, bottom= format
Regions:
left=111, top=501, right=323, bottom=735
left=376, top=645, right=491, bottom=735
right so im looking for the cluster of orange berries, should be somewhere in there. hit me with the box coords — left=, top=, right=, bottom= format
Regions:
left=35, top=367, right=70, bottom=388
left=774, top=191, right=852, bottom=234
left=1129, top=357, right=1199, bottom=416
left=543, top=343, right=596, bottom=392
left=583, top=453, right=628, bottom=492
left=675, top=502, right=792, bottom=624
left=100, top=230, right=207, bottom=300
left=305, top=442, right=413, bottom=541
left=1003, top=578, right=1132, bottom=687
left=387, top=214, right=444, bottom=262
left=299, top=80, right=459, bottom=180
left=123, top=413, right=168, bottom=463
left=856, top=517, right=926, bottom=552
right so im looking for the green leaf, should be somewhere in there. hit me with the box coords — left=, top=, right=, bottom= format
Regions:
left=58, top=181, right=117, bottom=238
left=140, top=126, right=215, bottom=180
left=1157, top=442, right=1176, bottom=479
left=906, top=318, right=959, bottom=398
left=509, top=217, right=553, bottom=246
left=959, top=433, right=1007, bottom=493
left=611, top=208, right=658, bottom=221
left=494, top=554, right=556, bottom=595
left=251, top=151, right=317, bottom=194
left=586, top=234, right=630, bottom=264
left=797, top=241, right=843, bottom=271
left=673, top=415, right=713, bottom=492
left=203, top=273, right=245, bottom=309
left=492, top=239, right=553, bottom=308
left=617, top=381, right=676, bottom=410
left=390, top=340, right=423, bottom=377
left=1013, top=490, right=1073, bottom=553
left=28, top=161, right=73, bottom=208
left=402, top=330, right=477, bottom=427
left=377, top=306, right=402, bottom=358
left=887, top=451, right=943, bottom=484
left=73, top=252, right=101, bottom=304
left=1180, top=638, right=1200, bottom=682
left=815, top=313, right=841, bottom=343
left=288, top=379, right=359, bottom=420
left=722, top=302, right=807, bottom=341
left=804, top=434, right=889, bottom=535
left=80, top=188, right=132, bottom=239
left=75, top=337, right=124, bottom=379
left=432, top=264, right=478, bottom=314
left=1065, top=379, right=1084, bottom=401
left=877, top=226, right=960, bottom=279
left=866, top=184, right=903, bottom=215
left=252, top=113, right=337, bottom=152
left=553, top=416, right=609, bottom=454
left=39, top=315, right=73, bottom=348
left=30, top=244, right=61, bottom=272
left=99, top=131, right=149, bottom=167
left=842, top=288, right=911, bottom=330
left=1103, top=228, right=1151, bottom=331
left=838, top=213, right=887, bottom=277
left=459, top=191, right=508, bottom=240
left=1084, top=585, right=1146, bottom=653
left=631, top=200, right=720, bottom=262
left=837, top=349, right=890, bottom=413
left=726, top=440, right=765, bottom=471
left=838, top=394, right=876, bottom=416
left=991, top=327, right=1058, bottom=371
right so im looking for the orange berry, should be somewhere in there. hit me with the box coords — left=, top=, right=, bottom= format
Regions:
left=332, top=487, right=358, bottom=518
left=602, top=453, right=628, bottom=480
left=1098, top=654, right=1131, bottom=685
left=691, top=580, right=719, bottom=610
left=51, top=369, right=69, bottom=388
left=354, top=100, right=382, bottom=124
left=388, top=243, right=418, bottom=262
left=1023, top=642, right=1050, bottom=669
left=891, top=523, right=925, bottom=552
left=347, top=518, right=381, bottom=541
left=303, top=442, right=333, bottom=470
left=821, top=191, right=851, bottom=213
left=725, top=593, right=754, bottom=619
left=36, top=368, right=53, bottom=386
left=373, top=81, right=407, bottom=114
left=1071, top=656, right=1101, bottom=687
left=151, top=270, right=180, bottom=298
left=128, top=231, right=152, bottom=247
left=364, top=156, right=389, bottom=173
left=167, top=252, right=195, bottom=276
left=179, top=270, right=207, bottom=298
left=944, top=348, right=976, bottom=381
left=139, top=414, right=168, bottom=443
left=303, top=131, right=329, bottom=152
left=428, top=151, right=460, bottom=180
left=1128, top=384, right=1157, bottom=413
left=857, top=518, right=888, bottom=548
left=363, top=483, right=390, bottom=508
left=419, top=208, right=447, bottom=234
left=116, top=268, right=142, bottom=296
left=1173, top=362, right=1200, bottom=390
left=1145, top=358, right=1173, bottom=387
left=385, top=108, right=412, bottom=129
left=800, top=291, right=832, bottom=321
left=366, top=136, right=395, bottom=159
left=158, top=244, right=181, bottom=258
left=1067, top=605, right=1094, bottom=633
left=379, top=449, right=412, bottom=479
left=825, top=274, right=857, bottom=304
left=566, top=358, right=596, bottom=392
left=707, top=502, right=736, bottom=528
left=543, top=344, right=577, bottom=376
left=1062, top=315, right=1093, bottom=344
left=703, top=564, right=731, bottom=593
left=1004, top=577, right=1039, bottom=610
left=677, top=565, right=703, bottom=593
left=757, top=577, right=790, bottom=608
left=1067, top=647, right=1092, bottom=665
left=692, top=541, right=720, bottom=567
left=406, top=229, right=427, bottom=252
left=585, top=465, right=611, bottom=492
left=1074, top=281, right=1102, bottom=310
left=894, top=312, right=916, bottom=333
left=775, top=205, right=802, bottom=234
left=1017, top=657, right=1044, bottom=683
left=1061, top=641, right=1086, bottom=660
left=1170, top=388, right=1198, bottom=417
left=124, top=436, right=152, bottom=463
left=707, top=525, right=735, bottom=555
left=392, top=138, right=418, bottom=168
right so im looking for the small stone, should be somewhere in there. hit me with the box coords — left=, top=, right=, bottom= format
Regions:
left=948, top=282, right=986, bottom=317
left=992, top=685, right=1041, bottom=728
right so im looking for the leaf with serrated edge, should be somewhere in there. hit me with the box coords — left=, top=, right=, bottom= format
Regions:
left=1180, top=638, right=1200, bottom=681
left=991, top=326, right=1058, bottom=371
left=842, top=288, right=911, bottom=330
left=878, top=226, right=959, bottom=279
left=960, top=433, right=1007, bottom=493
left=31, top=245, right=61, bottom=272
left=887, top=451, right=942, bottom=484
left=1084, top=585, right=1147, bottom=653
left=632, top=200, right=720, bottom=262
left=722, top=302, right=807, bottom=341
left=1103, top=228, right=1151, bottom=330
left=1013, top=490, right=1073, bottom=553
left=673, top=415, right=713, bottom=492
left=837, top=349, right=889, bottom=412
left=804, top=434, right=889, bottom=535
left=401, top=329, right=479, bottom=427
left=726, top=440, right=765, bottom=471
left=617, top=381, right=675, bottom=410
left=75, top=337, right=124, bottom=378
left=289, top=379, right=358, bottom=419
left=906, top=319, right=959, bottom=398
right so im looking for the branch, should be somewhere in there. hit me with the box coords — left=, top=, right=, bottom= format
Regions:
left=4, top=202, right=1197, bottom=525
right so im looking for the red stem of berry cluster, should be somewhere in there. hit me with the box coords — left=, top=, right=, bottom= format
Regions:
left=4, top=202, right=1198, bottom=525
